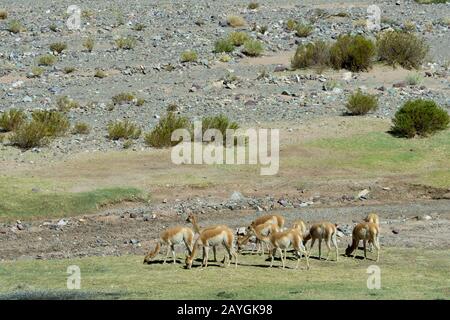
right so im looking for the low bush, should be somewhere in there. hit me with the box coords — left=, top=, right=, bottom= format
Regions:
left=115, top=37, right=136, bottom=50
left=377, top=30, right=429, bottom=69
left=94, top=69, right=107, bottom=78
left=0, top=10, right=7, bottom=20
left=0, top=109, right=27, bottom=132
left=72, top=122, right=90, bottom=135
left=31, top=66, right=44, bottom=77
left=38, top=54, right=57, bottom=66
left=286, top=19, right=298, bottom=31
left=248, top=2, right=259, bottom=9
left=330, top=34, right=375, bottom=72
left=201, top=115, right=239, bottom=146
left=228, top=31, right=250, bottom=46
left=345, top=90, right=378, bottom=115
left=391, top=99, right=449, bottom=138
left=180, top=50, right=198, bottom=62
left=56, top=96, right=79, bottom=111
left=83, top=37, right=95, bottom=52
left=405, top=72, right=423, bottom=86
left=8, top=20, right=24, bottom=33
left=107, top=120, right=141, bottom=140
left=242, top=39, right=264, bottom=57
left=10, top=121, right=48, bottom=149
left=295, top=23, right=313, bottom=37
left=214, top=38, right=235, bottom=53
left=64, top=67, right=76, bottom=74
left=112, top=92, right=135, bottom=105
left=49, top=42, right=67, bottom=54
left=291, top=40, right=330, bottom=70
left=144, top=112, right=191, bottom=148
left=31, top=110, right=70, bottom=137
left=227, top=15, right=246, bottom=27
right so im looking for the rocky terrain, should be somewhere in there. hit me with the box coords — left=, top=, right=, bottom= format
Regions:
left=0, top=0, right=449, bottom=158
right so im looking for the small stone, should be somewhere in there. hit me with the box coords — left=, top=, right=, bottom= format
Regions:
left=358, top=189, right=370, bottom=200
left=392, top=229, right=400, bottom=234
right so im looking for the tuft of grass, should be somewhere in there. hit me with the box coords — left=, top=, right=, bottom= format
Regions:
left=214, top=38, right=235, bottom=53
left=31, top=110, right=70, bottom=137
left=228, top=31, right=250, bottom=46
left=219, top=54, right=232, bottom=62
left=31, top=66, right=44, bottom=77
left=286, top=19, right=298, bottom=31
left=56, top=96, right=80, bottom=111
left=38, top=54, right=57, bottom=66
left=242, top=39, right=264, bottom=57
left=49, top=23, right=58, bottom=32
left=9, top=121, right=48, bottom=149
left=391, top=99, right=449, bottom=138
left=405, top=72, right=423, bottom=86
left=0, top=9, right=7, bottom=20
left=291, top=40, right=330, bottom=70
left=72, top=122, right=90, bottom=135
left=132, top=23, right=146, bottom=31
left=180, top=50, right=198, bottom=63
left=227, top=15, right=246, bottom=27
left=377, top=30, right=429, bottom=69
left=7, top=19, right=25, bottom=33
left=201, top=115, right=239, bottom=146
left=136, top=98, right=145, bottom=107
left=83, top=37, right=95, bottom=52
left=107, top=120, right=141, bottom=140
left=248, top=2, right=259, bottom=10
left=0, top=109, right=27, bottom=132
left=49, top=42, right=67, bottom=54
left=115, top=37, right=136, bottom=50
left=330, top=34, right=376, bottom=72
left=144, top=112, right=191, bottom=148
left=295, top=23, right=313, bottom=37
left=112, top=92, right=135, bottom=105
left=345, top=90, right=378, bottom=115
left=94, top=69, right=107, bottom=78
left=63, top=67, right=76, bottom=74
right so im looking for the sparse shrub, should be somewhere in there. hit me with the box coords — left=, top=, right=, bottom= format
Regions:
left=201, top=115, right=239, bottom=144
left=403, top=20, right=416, bottom=32
left=214, top=38, right=235, bottom=53
left=242, top=39, right=264, bottom=57
left=405, top=72, right=423, bottom=86
left=56, top=96, right=79, bottom=111
left=132, top=23, right=146, bottom=31
left=123, top=140, right=133, bottom=149
left=112, top=92, right=135, bottom=105
left=392, top=99, right=449, bottom=138
left=144, top=112, right=191, bottom=148
left=291, top=40, right=330, bottom=70
left=94, top=69, right=107, bottom=78
left=31, top=66, right=44, bottom=77
left=0, top=10, right=8, bottom=20
left=115, top=37, right=136, bottom=50
left=38, top=54, right=57, bottom=66
left=180, top=50, right=198, bottom=62
left=8, top=20, right=24, bottom=33
left=167, top=103, right=179, bottom=112
left=82, top=10, right=94, bottom=19
left=49, top=42, right=67, bottom=54
left=227, top=15, right=246, bottom=27
left=136, top=98, right=145, bottom=106
left=345, top=90, right=378, bottom=115
left=228, top=31, right=250, bottom=46
left=330, top=34, right=375, bottom=71
left=72, top=122, right=90, bottom=135
left=0, top=109, right=26, bottom=132
left=107, top=120, right=141, bottom=140
left=64, top=67, right=76, bottom=74
left=83, top=37, right=95, bottom=52
left=248, top=2, right=259, bottom=10
left=219, top=54, right=232, bottom=62
left=31, top=110, right=70, bottom=137
left=10, top=121, right=48, bottom=149
left=438, top=17, right=450, bottom=27
left=286, top=19, right=298, bottom=31
left=377, top=30, right=429, bottom=69
left=295, top=23, right=313, bottom=37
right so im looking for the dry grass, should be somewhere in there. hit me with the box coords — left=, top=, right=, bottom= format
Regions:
left=227, top=15, right=246, bottom=27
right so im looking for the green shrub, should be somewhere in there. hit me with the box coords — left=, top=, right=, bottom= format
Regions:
left=64, top=67, right=76, bottom=74
left=295, top=24, right=313, bottom=37
left=144, top=112, right=191, bottom=148
left=248, top=2, right=259, bottom=9
left=377, top=30, right=429, bottom=69
left=180, top=50, right=198, bottom=62
left=10, top=121, right=48, bottom=149
left=201, top=115, right=239, bottom=145
left=405, top=72, right=423, bottom=86
left=228, top=31, right=250, bottom=46
left=0, top=109, right=27, bottom=132
left=32, top=110, right=70, bottom=137
left=72, top=122, right=90, bottom=135
left=49, top=42, right=67, bottom=54
left=56, top=96, right=79, bottom=111
left=83, top=37, right=95, bottom=52
left=392, top=99, right=449, bottom=138
left=107, top=120, right=141, bottom=140
left=291, top=40, right=330, bottom=70
left=214, top=38, right=235, bottom=53
left=330, top=34, right=375, bottom=71
left=286, top=19, right=297, bottom=31
left=242, top=39, right=264, bottom=57
left=136, top=98, right=145, bottom=106
left=0, top=10, right=8, bottom=20
left=31, top=66, right=44, bottom=77
left=8, top=20, right=24, bottom=33
left=38, top=54, right=57, bottom=66
left=345, top=90, right=378, bottom=115
left=115, top=37, right=136, bottom=50
left=112, top=92, right=135, bottom=105
left=227, top=15, right=246, bottom=27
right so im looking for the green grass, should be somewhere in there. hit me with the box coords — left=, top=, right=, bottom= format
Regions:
left=0, top=248, right=448, bottom=299
left=0, top=177, right=142, bottom=221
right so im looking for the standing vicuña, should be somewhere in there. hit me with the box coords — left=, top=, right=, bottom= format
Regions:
left=303, top=222, right=339, bottom=261
left=186, top=213, right=224, bottom=262
left=143, top=226, right=194, bottom=264
left=185, top=226, right=238, bottom=269
left=237, top=221, right=280, bottom=254
left=345, top=222, right=380, bottom=262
